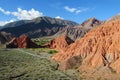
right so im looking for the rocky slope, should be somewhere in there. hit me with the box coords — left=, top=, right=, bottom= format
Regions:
left=52, top=20, right=120, bottom=73
left=1, top=16, right=78, bottom=38
left=48, top=36, right=74, bottom=51
left=81, top=17, right=101, bottom=28
left=54, top=18, right=102, bottom=41
left=6, top=35, right=40, bottom=48
left=108, top=14, right=120, bottom=21
left=0, top=31, right=14, bottom=44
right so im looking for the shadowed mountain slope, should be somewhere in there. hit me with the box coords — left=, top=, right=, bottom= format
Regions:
left=1, top=16, right=78, bottom=38
left=0, top=31, right=14, bottom=44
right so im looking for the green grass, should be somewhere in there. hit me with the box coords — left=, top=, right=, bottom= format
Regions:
left=0, top=49, right=78, bottom=80
left=47, top=50, right=58, bottom=54
left=26, top=48, right=58, bottom=56
left=0, top=44, right=6, bottom=48
left=32, top=38, right=51, bottom=46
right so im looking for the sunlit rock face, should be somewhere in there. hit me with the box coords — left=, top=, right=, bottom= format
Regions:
left=52, top=20, right=120, bottom=73
left=6, top=35, right=40, bottom=48
left=48, top=35, right=74, bottom=51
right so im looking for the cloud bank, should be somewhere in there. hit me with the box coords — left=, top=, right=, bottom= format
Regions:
left=0, top=7, right=43, bottom=26
left=0, top=7, right=43, bottom=20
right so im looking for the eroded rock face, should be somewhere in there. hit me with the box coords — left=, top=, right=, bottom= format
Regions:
left=48, top=36, right=74, bottom=51
left=6, top=35, right=40, bottom=48
left=52, top=20, right=120, bottom=73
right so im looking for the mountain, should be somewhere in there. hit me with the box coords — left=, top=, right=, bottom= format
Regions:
left=3, top=20, right=32, bottom=28
left=53, top=26, right=90, bottom=41
left=81, top=17, right=101, bottom=28
left=52, top=20, right=120, bottom=73
left=0, top=26, right=2, bottom=30
left=0, top=16, right=78, bottom=38
left=53, top=18, right=101, bottom=41
left=0, top=31, right=14, bottom=44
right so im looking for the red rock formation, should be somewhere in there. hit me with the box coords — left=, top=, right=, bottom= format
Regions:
left=52, top=20, right=120, bottom=73
left=6, top=35, right=40, bottom=48
left=48, top=36, right=74, bottom=51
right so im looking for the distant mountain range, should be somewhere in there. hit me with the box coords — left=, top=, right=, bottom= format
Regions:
left=0, top=16, right=103, bottom=41
left=0, top=16, right=78, bottom=38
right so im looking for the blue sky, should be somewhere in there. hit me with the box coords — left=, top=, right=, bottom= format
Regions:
left=0, top=0, right=120, bottom=26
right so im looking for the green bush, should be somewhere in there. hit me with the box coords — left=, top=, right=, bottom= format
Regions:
left=47, top=50, right=58, bottom=54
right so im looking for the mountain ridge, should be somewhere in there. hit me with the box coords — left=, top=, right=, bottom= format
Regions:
left=0, top=16, right=78, bottom=38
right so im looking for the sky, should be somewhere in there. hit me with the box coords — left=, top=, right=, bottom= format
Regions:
left=0, top=0, right=120, bottom=26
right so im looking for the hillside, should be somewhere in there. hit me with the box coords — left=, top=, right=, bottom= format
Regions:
left=0, top=31, right=14, bottom=44
left=53, top=18, right=102, bottom=40
left=0, top=16, right=78, bottom=38
left=52, top=20, right=120, bottom=74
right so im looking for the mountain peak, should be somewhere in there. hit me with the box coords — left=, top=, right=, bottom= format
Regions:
left=81, top=17, right=100, bottom=28
left=1, top=16, right=78, bottom=38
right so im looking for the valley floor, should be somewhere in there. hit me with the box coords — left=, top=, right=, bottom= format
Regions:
left=0, top=48, right=79, bottom=80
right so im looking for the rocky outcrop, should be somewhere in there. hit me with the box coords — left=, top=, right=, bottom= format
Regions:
left=6, top=35, right=40, bottom=48
left=52, top=20, right=120, bottom=73
left=0, top=31, right=14, bottom=44
left=48, top=36, right=74, bottom=51
left=81, top=18, right=101, bottom=28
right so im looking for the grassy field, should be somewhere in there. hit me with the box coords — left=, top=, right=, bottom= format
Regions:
left=32, top=38, right=52, bottom=46
left=0, top=48, right=79, bottom=80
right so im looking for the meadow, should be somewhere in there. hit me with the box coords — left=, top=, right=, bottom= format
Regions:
left=0, top=48, right=79, bottom=80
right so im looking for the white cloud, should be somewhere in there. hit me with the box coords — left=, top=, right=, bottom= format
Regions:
left=64, top=6, right=76, bottom=13
left=64, top=6, right=88, bottom=14
left=0, top=7, right=10, bottom=15
left=55, top=16, right=64, bottom=20
left=76, top=10, right=81, bottom=14
left=0, top=7, right=44, bottom=26
left=0, top=7, right=43, bottom=20
left=0, top=19, right=15, bottom=26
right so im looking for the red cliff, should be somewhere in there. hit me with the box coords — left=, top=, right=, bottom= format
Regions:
left=6, top=35, right=40, bottom=48
left=48, top=36, right=74, bottom=51
left=52, top=20, right=120, bottom=73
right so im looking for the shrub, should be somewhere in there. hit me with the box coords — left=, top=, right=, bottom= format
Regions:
left=47, top=50, right=58, bottom=54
